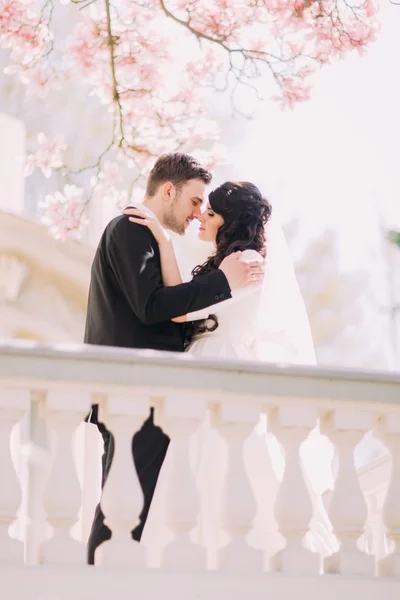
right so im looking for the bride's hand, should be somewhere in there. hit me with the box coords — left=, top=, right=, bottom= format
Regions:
left=123, top=207, right=170, bottom=246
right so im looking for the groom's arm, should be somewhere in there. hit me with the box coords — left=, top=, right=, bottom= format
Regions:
left=106, top=216, right=231, bottom=325
left=185, top=285, right=261, bottom=322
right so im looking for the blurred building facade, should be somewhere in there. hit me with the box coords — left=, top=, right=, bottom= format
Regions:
left=0, top=113, right=93, bottom=343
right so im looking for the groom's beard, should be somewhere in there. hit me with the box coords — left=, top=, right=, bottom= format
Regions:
left=163, top=203, right=186, bottom=236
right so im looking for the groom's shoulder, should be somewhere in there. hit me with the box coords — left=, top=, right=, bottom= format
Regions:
left=104, top=214, right=152, bottom=245
left=106, top=214, right=127, bottom=235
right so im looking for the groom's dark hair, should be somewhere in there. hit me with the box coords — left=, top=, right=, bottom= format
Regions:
left=146, top=153, right=212, bottom=197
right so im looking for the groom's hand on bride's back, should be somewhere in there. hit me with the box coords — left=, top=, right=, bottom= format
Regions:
left=219, top=252, right=264, bottom=290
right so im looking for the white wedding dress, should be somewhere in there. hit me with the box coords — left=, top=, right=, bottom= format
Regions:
left=142, top=248, right=338, bottom=567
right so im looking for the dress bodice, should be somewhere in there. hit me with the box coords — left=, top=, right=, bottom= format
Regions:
left=186, top=253, right=263, bottom=360
left=192, top=285, right=262, bottom=346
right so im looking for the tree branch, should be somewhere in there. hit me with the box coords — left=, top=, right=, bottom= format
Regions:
left=104, top=0, right=124, bottom=143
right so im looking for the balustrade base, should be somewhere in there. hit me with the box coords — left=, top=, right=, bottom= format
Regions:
left=378, top=552, right=400, bottom=578
left=269, top=544, right=320, bottom=575
left=2, top=564, right=400, bottom=600
left=0, top=531, right=23, bottom=564
left=217, top=539, right=263, bottom=572
left=95, top=534, right=146, bottom=567
left=324, top=549, right=375, bottom=576
left=42, top=533, right=86, bottom=565
left=161, top=536, right=206, bottom=570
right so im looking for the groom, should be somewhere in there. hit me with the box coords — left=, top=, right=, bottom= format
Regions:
left=84, top=152, right=263, bottom=564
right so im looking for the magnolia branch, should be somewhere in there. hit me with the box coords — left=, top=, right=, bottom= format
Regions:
left=104, top=0, right=123, bottom=142
left=61, top=0, right=155, bottom=185
left=159, top=0, right=228, bottom=44
left=158, top=0, right=309, bottom=100
left=158, top=0, right=375, bottom=104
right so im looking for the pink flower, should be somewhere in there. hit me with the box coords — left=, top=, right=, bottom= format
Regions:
left=25, top=133, right=67, bottom=178
left=93, top=185, right=129, bottom=212
left=40, top=184, right=88, bottom=240
left=0, top=0, right=56, bottom=91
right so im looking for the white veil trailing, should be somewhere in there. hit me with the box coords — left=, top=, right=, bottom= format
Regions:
left=254, top=215, right=317, bottom=366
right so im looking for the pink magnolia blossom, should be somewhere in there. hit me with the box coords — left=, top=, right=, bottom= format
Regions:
left=95, top=185, right=129, bottom=213
left=0, top=0, right=56, bottom=91
left=91, top=160, right=123, bottom=198
left=0, top=0, right=379, bottom=238
left=40, top=184, right=89, bottom=240
left=25, top=133, right=67, bottom=178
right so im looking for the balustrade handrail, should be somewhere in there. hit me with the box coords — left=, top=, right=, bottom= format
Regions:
left=0, top=340, right=399, bottom=410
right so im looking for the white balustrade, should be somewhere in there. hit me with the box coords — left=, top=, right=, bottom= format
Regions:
left=375, top=413, right=400, bottom=577
left=96, top=394, right=149, bottom=567
left=154, top=393, right=206, bottom=569
left=41, top=389, right=91, bottom=564
left=322, top=408, right=375, bottom=576
left=246, top=426, right=284, bottom=567
left=73, top=418, right=103, bottom=544
left=0, top=342, right=400, bottom=600
left=20, top=390, right=51, bottom=565
left=215, top=397, right=263, bottom=572
left=0, top=388, right=29, bottom=563
left=268, top=404, right=320, bottom=574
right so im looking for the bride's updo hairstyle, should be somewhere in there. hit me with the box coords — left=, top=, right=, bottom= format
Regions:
left=192, top=181, right=272, bottom=277
left=183, top=182, right=272, bottom=345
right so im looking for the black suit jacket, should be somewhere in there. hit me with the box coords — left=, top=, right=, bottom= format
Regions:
left=84, top=214, right=231, bottom=351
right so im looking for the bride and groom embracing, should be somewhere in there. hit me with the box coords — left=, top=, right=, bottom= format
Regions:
left=84, top=152, right=331, bottom=566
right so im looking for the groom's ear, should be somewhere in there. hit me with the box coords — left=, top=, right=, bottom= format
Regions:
left=162, top=181, right=176, bottom=202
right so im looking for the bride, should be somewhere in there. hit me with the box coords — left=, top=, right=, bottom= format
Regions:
left=124, top=181, right=336, bottom=567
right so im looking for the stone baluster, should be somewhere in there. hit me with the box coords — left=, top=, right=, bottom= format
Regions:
left=19, top=391, right=51, bottom=565
left=73, top=418, right=103, bottom=544
left=156, top=393, right=207, bottom=569
left=96, top=394, right=149, bottom=567
left=0, top=388, right=29, bottom=564
left=41, top=389, right=91, bottom=564
left=321, top=408, right=374, bottom=576
left=215, top=397, right=263, bottom=572
left=375, top=413, right=400, bottom=577
left=268, top=405, right=319, bottom=574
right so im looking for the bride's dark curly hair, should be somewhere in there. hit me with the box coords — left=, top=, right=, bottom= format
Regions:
left=183, top=181, right=272, bottom=347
